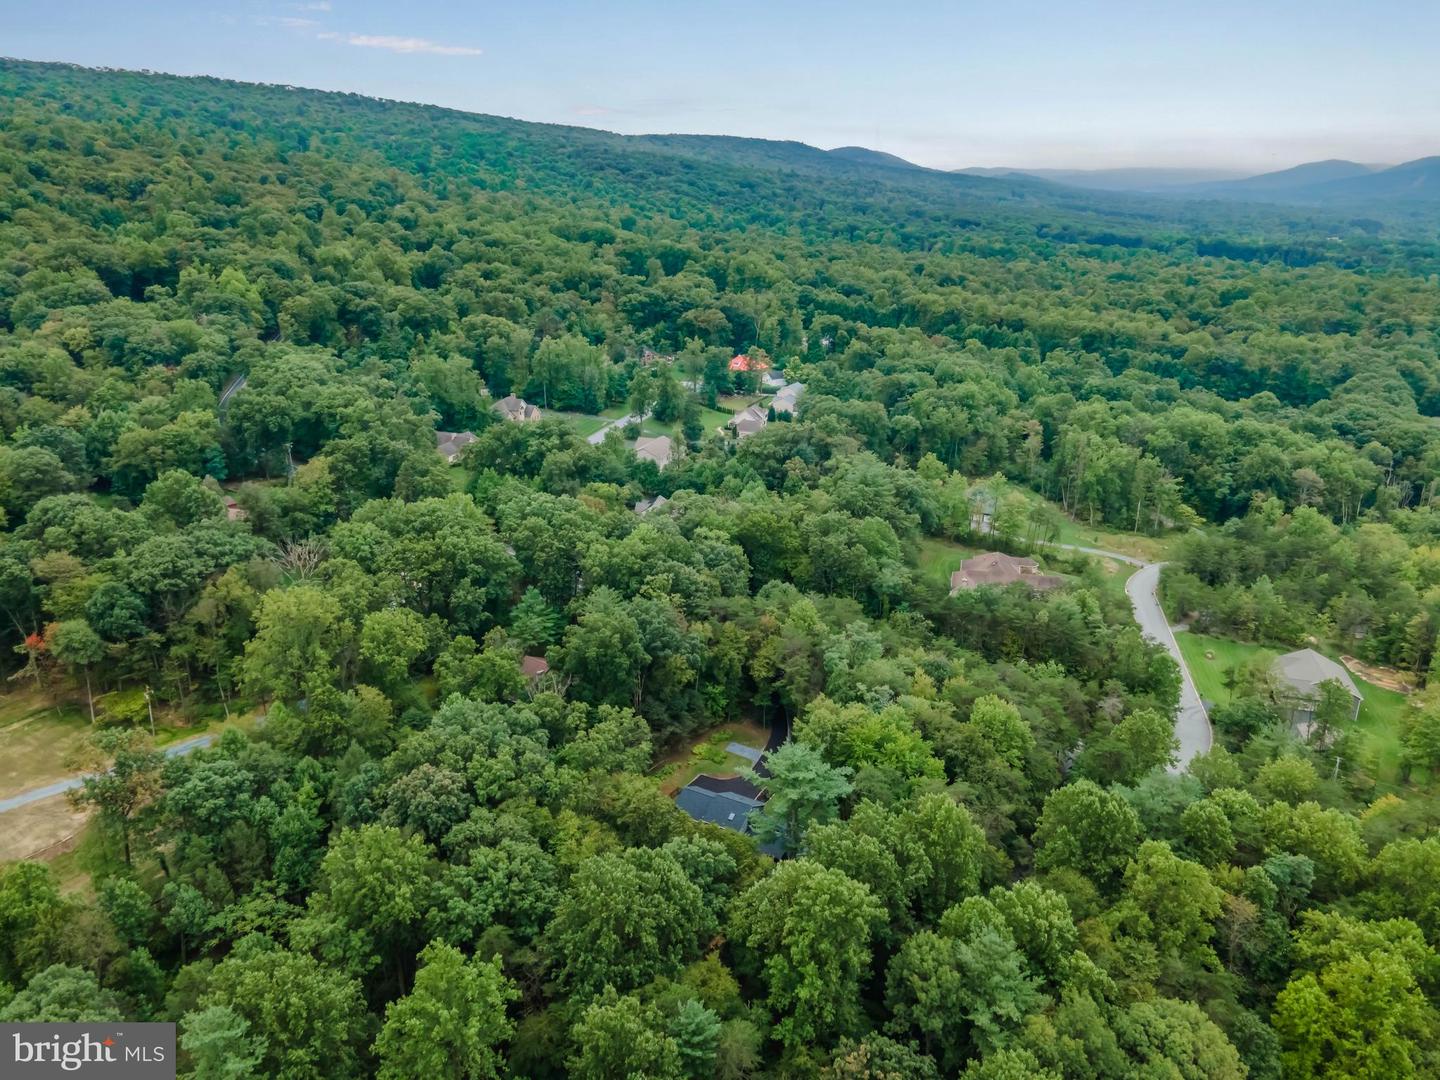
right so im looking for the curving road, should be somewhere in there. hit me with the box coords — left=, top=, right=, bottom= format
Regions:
left=1034, top=540, right=1212, bottom=772
left=1121, top=561, right=1213, bottom=771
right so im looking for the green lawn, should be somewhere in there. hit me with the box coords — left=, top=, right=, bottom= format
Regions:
left=1174, top=632, right=1275, bottom=706
left=551, top=411, right=611, bottom=437
left=652, top=722, right=770, bottom=795
left=1175, top=630, right=1415, bottom=786
left=1351, top=679, right=1411, bottom=785
left=639, top=407, right=732, bottom=442
left=915, top=537, right=984, bottom=591
left=447, top=464, right=472, bottom=492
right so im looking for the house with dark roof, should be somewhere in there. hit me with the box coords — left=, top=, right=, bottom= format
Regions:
left=674, top=774, right=784, bottom=857
left=1271, top=648, right=1362, bottom=730
left=633, top=494, right=670, bottom=516
left=948, top=552, right=1064, bottom=595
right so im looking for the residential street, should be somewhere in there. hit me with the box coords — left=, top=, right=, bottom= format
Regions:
left=1122, top=561, right=1213, bottom=770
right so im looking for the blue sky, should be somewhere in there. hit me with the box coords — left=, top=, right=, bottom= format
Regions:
left=3, top=0, right=1437, bottom=171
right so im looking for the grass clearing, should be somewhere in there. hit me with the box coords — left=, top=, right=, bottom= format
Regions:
left=916, top=538, right=983, bottom=591
left=1174, top=632, right=1275, bottom=706
left=0, top=687, right=92, bottom=800
left=552, top=411, right=611, bottom=438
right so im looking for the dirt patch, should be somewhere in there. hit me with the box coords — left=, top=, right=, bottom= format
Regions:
left=1341, top=655, right=1415, bottom=694
left=0, top=794, right=89, bottom=863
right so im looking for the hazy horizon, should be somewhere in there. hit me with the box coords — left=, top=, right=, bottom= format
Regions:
left=3, top=0, right=1438, bottom=173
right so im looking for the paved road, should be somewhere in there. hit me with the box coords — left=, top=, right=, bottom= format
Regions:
left=586, top=413, right=645, bottom=445
left=1032, top=538, right=1212, bottom=771
left=218, top=373, right=247, bottom=415
left=0, top=733, right=215, bottom=814
left=1122, top=561, right=1213, bottom=770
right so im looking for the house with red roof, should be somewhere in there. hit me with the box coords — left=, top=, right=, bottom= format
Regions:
left=729, top=353, right=771, bottom=373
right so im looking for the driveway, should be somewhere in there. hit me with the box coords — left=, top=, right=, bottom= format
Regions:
left=586, top=413, right=646, bottom=445
left=1037, top=540, right=1212, bottom=772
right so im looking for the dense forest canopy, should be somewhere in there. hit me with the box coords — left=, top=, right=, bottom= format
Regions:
left=2, top=58, right=1440, bottom=1079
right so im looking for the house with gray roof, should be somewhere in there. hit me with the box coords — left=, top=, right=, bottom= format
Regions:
left=435, top=430, right=478, bottom=464
left=728, top=404, right=768, bottom=439
left=634, top=434, right=674, bottom=470
left=1271, top=648, right=1362, bottom=729
left=674, top=774, right=784, bottom=857
left=771, top=382, right=804, bottom=416
left=494, top=394, right=542, bottom=423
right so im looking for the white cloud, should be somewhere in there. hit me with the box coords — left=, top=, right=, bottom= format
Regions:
left=318, top=32, right=483, bottom=57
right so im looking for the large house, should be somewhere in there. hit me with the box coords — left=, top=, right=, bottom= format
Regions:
left=634, top=434, right=674, bottom=470
left=1271, top=648, right=1363, bottom=729
left=949, top=552, right=1064, bottom=595
left=494, top=394, right=542, bottom=423
left=674, top=774, right=783, bottom=858
left=771, top=382, right=804, bottom=416
left=728, top=404, right=769, bottom=439
left=435, top=430, right=478, bottom=464
left=728, top=353, right=770, bottom=374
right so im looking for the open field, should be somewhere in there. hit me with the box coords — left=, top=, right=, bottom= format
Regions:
left=652, top=720, right=770, bottom=796
left=916, top=538, right=984, bottom=591
left=0, top=688, right=92, bottom=800
left=552, top=411, right=612, bottom=438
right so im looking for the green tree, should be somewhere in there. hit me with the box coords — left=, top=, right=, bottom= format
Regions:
left=749, top=741, right=854, bottom=853
left=548, top=847, right=709, bottom=998
left=374, top=941, right=517, bottom=1080
left=1034, top=780, right=1142, bottom=885
left=728, top=859, right=883, bottom=1050
left=241, top=586, right=348, bottom=700
left=68, top=727, right=163, bottom=866
left=197, top=948, right=368, bottom=1080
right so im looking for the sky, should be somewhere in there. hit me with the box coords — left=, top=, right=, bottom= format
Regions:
left=3, top=0, right=1438, bottom=172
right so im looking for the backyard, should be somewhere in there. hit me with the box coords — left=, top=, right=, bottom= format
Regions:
left=651, top=720, right=770, bottom=796
left=1175, top=630, right=1414, bottom=785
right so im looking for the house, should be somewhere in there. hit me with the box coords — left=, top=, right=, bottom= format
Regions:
left=520, top=655, right=550, bottom=682
left=728, top=404, right=769, bottom=439
left=729, top=353, right=770, bottom=374
left=771, top=382, right=804, bottom=416
left=222, top=497, right=247, bottom=522
left=760, top=371, right=787, bottom=390
left=948, top=552, right=1064, bottom=595
left=674, top=774, right=784, bottom=857
left=634, top=435, right=673, bottom=470
left=633, top=494, right=670, bottom=516
left=1271, top=649, right=1363, bottom=730
left=494, top=394, right=542, bottom=423
left=435, top=430, right=478, bottom=464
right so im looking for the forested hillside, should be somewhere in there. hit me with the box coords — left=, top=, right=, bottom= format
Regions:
left=2, top=58, right=1440, bottom=1079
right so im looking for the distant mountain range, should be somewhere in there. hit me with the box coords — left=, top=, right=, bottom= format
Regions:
left=954, top=157, right=1440, bottom=205
left=955, top=166, right=1250, bottom=191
